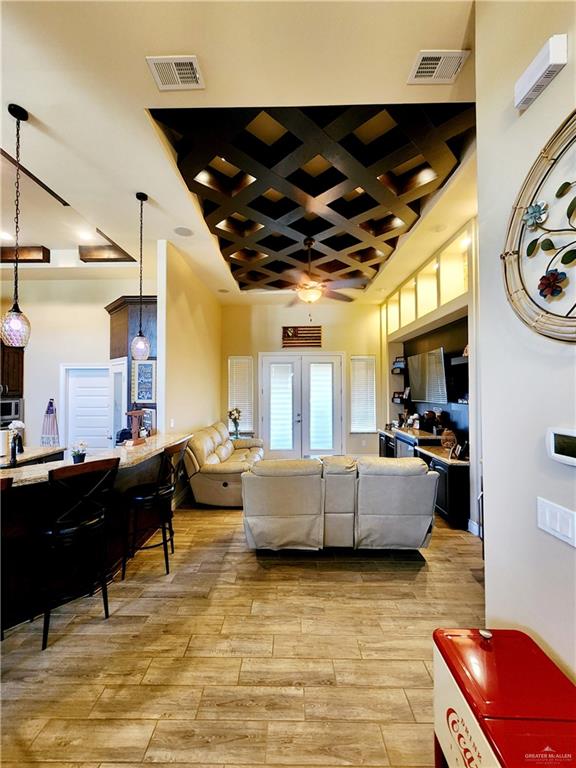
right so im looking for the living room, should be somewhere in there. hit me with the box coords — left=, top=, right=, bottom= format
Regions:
left=1, top=1, right=575, bottom=765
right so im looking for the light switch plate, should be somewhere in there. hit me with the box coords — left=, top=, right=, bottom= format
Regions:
left=537, top=497, right=576, bottom=547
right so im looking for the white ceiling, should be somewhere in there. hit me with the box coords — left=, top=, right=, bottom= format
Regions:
left=1, top=1, right=476, bottom=302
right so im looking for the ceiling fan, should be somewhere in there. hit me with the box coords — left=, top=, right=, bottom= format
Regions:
left=286, top=238, right=369, bottom=306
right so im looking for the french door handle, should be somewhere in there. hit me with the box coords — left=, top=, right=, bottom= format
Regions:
left=295, top=419, right=301, bottom=424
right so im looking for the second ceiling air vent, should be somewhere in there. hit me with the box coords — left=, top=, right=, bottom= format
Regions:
left=408, top=50, right=470, bottom=84
left=146, top=55, right=205, bottom=91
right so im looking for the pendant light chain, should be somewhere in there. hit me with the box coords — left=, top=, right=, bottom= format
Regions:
left=13, top=117, right=21, bottom=307
left=138, top=196, right=144, bottom=334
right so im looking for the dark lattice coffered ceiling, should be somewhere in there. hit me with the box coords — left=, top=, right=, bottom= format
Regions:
left=152, top=104, right=475, bottom=294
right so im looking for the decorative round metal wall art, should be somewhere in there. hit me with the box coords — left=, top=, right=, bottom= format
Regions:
left=501, top=109, right=576, bottom=343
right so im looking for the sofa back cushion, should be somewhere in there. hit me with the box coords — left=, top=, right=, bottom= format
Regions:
left=216, top=440, right=234, bottom=462
left=207, top=426, right=222, bottom=448
left=251, top=459, right=322, bottom=477
left=322, top=455, right=357, bottom=475
left=213, top=422, right=230, bottom=443
left=357, top=457, right=428, bottom=476
left=189, top=430, right=218, bottom=467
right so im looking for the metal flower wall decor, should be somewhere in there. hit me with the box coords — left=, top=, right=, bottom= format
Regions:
left=502, top=110, right=576, bottom=342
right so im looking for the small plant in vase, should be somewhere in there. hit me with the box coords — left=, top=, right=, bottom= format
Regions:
left=71, top=442, right=87, bottom=464
left=228, top=407, right=241, bottom=439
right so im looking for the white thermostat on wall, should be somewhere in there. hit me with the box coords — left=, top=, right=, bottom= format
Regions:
left=546, top=427, right=576, bottom=467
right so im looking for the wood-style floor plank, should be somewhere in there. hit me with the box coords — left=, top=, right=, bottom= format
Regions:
left=1, top=509, right=484, bottom=767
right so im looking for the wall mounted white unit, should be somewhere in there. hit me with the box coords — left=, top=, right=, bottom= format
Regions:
left=514, top=34, right=567, bottom=111
left=546, top=427, right=576, bottom=467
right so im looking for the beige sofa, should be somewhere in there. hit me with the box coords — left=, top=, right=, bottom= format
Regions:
left=241, top=455, right=438, bottom=550
left=185, top=422, right=263, bottom=507
left=355, top=457, right=438, bottom=549
left=242, top=459, right=324, bottom=550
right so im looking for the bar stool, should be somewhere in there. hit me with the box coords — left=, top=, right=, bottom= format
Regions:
left=40, top=457, right=120, bottom=650
left=121, top=438, right=189, bottom=579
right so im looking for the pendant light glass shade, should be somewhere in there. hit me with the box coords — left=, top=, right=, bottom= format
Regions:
left=1, top=305, right=31, bottom=347
left=130, top=192, right=150, bottom=360
left=1, top=104, right=31, bottom=348
left=131, top=331, right=151, bottom=360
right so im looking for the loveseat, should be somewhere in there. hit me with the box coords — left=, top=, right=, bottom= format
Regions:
left=241, top=455, right=438, bottom=550
left=184, top=422, right=263, bottom=507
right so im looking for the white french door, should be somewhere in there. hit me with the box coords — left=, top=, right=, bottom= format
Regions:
left=260, top=353, right=343, bottom=458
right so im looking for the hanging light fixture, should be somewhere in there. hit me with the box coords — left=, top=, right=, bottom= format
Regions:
left=1, top=104, right=31, bottom=348
left=130, top=192, right=150, bottom=361
left=296, top=237, right=323, bottom=304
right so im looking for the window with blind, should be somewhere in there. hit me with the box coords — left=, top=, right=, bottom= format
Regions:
left=227, top=356, right=254, bottom=433
left=350, top=356, right=376, bottom=433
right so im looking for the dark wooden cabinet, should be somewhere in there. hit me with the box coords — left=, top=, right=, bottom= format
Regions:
left=0, top=343, right=24, bottom=397
left=378, top=432, right=395, bottom=457
left=429, top=456, right=470, bottom=530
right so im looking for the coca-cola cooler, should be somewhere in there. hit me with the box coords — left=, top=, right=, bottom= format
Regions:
left=433, top=628, right=576, bottom=767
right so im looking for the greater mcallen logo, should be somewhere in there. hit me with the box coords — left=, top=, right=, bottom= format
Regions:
left=525, top=745, right=574, bottom=764
left=446, top=707, right=482, bottom=767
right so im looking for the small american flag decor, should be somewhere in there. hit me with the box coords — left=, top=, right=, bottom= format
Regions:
left=282, top=326, right=322, bottom=348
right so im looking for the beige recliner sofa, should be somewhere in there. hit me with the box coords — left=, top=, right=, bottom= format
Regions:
left=355, top=457, right=438, bottom=549
left=241, top=459, right=324, bottom=550
left=185, top=422, right=263, bottom=507
left=241, top=455, right=438, bottom=549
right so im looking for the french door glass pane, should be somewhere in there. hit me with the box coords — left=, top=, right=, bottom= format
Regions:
left=309, top=363, right=333, bottom=451
left=270, top=363, right=293, bottom=450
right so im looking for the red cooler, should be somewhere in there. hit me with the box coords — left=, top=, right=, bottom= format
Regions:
left=433, top=628, right=576, bottom=767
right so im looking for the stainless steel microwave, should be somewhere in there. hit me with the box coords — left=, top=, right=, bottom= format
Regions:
left=0, top=398, right=23, bottom=425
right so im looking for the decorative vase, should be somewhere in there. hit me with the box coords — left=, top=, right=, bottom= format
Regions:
left=72, top=453, right=86, bottom=464
left=233, top=422, right=240, bottom=440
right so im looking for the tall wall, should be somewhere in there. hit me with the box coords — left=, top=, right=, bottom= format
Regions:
left=157, top=241, right=222, bottom=434
left=221, top=302, right=382, bottom=454
left=0, top=276, right=154, bottom=446
left=476, top=2, right=576, bottom=674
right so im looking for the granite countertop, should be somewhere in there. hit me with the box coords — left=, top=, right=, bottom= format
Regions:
left=391, top=427, right=443, bottom=441
left=0, top=445, right=65, bottom=470
left=0, top=433, right=193, bottom=487
left=415, top=444, right=470, bottom=466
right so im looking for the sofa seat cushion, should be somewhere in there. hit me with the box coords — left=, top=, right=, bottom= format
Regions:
left=200, top=460, right=252, bottom=474
left=232, top=448, right=250, bottom=461
left=322, top=455, right=357, bottom=474
left=251, top=458, right=322, bottom=477
left=216, top=441, right=234, bottom=462
left=358, top=457, right=428, bottom=476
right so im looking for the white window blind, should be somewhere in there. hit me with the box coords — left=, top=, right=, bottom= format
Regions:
left=350, top=356, right=376, bottom=433
left=269, top=363, right=294, bottom=450
left=309, top=362, right=333, bottom=451
left=228, top=356, right=254, bottom=433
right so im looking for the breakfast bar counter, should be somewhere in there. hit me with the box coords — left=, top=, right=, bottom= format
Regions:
left=1, top=432, right=192, bottom=633
left=0, top=445, right=65, bottom=470
left=0, top=432, right=192, bottom=487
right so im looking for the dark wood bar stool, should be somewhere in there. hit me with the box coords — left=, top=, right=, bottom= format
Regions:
left=121, top=438, right=189, bottom=579
left=40, top=457, right=120, bottom=650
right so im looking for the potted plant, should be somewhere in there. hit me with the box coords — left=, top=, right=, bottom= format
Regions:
left=228, top=407, right=241, bottom=440
left=71, top=442, right=87, bottom=463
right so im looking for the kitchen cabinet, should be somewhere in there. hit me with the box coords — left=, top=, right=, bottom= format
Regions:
left=416, top=448, right=470, bottom=530
left=0, top=343, right=24, bottom=397
left=378, top=432, right=395, bottom=458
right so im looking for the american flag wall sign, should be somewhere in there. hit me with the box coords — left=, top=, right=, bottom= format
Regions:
left=282, top=326, right=322, bottom=348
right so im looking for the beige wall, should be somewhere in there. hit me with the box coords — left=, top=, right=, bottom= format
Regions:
left=476, top=3, right=576, bottom=675
left=221, top=302, right=382, bottom=454
left=157, top=242, right=222, bottom=434
left=0, top=275, right=154, bottom=446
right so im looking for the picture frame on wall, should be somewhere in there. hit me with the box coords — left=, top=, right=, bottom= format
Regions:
left=131, top=359, right=156, bottom=404
left=141, top=407, right=157, bottom=435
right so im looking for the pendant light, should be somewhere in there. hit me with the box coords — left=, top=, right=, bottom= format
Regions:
left=1, top=104, right=31, bottom=348
left=130, top=192, right=150, bottom=360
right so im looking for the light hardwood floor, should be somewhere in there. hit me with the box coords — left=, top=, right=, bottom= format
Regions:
left=1, top=507, right=484, bottom=767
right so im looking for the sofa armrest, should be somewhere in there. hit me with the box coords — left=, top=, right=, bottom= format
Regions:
left=234, top=438, right=264, bottom=449
left=200, top=461, right=252, bottom=475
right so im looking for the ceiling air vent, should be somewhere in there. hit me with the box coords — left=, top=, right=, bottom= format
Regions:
left=146, top=55, right=205, bottom=91
left=408, top=50, right=470, bottom=84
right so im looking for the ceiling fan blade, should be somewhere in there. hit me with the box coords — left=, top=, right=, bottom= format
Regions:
left=282, top=268, right=307, bottom=283
left=286, top=293, right=301, bottom=307
left=324, top=289, right=354, bottom=302
left=328, top=277, right=370, bottom=289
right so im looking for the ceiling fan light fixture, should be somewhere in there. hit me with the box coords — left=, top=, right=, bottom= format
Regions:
left=296, top=284, right=323, bottom=304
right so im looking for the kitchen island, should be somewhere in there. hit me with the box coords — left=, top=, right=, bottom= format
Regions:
left=0, top=445, right=65, bottom=470
left=1, top=433, right=192, bottom=632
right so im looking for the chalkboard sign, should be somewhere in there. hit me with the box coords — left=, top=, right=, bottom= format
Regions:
left=131, top=360, right=156, bottom=404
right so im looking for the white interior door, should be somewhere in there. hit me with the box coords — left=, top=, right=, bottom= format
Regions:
left=109, top=357, right=128, bottom=444
left=65, top=367, right=112, bottom=450
left=261, top=354, right=343, bottom=458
